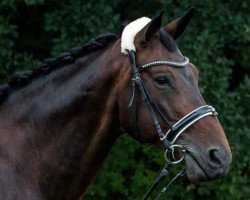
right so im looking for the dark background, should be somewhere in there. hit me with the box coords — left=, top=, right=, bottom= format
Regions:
left=0, top=0, right=249, bottom=199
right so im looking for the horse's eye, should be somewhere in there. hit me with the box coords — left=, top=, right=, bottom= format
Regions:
left=154, top=76, right=172, bottom=88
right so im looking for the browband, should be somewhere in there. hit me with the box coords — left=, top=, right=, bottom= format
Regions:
left=138, top=56, right=189, bottom=71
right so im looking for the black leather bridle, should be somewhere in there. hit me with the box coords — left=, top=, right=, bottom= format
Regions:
left=126, top=50, right=218, bottom=200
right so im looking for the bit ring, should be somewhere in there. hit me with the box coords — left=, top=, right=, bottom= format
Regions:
left=164, top=144, right=186, bottom=164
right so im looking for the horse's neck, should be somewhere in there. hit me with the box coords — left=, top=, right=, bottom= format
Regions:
left=0, top=44, right=125, bottom=199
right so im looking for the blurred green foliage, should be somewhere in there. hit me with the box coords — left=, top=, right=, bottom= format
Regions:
left=0, top=0, right=249, bottom=199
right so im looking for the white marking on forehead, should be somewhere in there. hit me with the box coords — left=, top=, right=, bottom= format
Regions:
left=121, top=17, right=151, bottom=55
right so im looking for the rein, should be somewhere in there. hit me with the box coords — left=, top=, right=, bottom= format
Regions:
left=126, top=50, right=218, bottom=199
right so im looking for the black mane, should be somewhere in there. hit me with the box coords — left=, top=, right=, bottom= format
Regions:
left=0, top=29, right=177, bottom=105
left=0, top=32, right=118, bottom=105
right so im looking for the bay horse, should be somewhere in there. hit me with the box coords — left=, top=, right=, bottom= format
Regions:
left=0, top=9, right=231, bottom=200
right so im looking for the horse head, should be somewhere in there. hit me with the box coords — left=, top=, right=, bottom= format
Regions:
left=117, top=9, right=232, bottom=182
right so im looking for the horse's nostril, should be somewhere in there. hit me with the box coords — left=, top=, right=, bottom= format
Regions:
left=208, top=148, right=223, bottom=167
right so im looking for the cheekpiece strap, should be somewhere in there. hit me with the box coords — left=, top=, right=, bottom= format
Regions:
left=127, top=50, right=139, bottom=75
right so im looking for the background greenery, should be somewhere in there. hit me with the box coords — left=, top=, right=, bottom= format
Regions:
left=0, top=0, right=249, bottom=199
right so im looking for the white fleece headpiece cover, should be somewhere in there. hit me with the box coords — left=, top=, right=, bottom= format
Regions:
left=121, top=17, right=151, bottom=55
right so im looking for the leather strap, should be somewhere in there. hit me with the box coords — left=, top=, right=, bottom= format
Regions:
left=164, top=105, right=218, bottom=144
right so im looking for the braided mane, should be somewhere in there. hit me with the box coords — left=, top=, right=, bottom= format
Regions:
left=0, top=32, right=118, bottom=105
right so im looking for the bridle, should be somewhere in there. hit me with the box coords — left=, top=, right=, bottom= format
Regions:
left=126, top=50, right=218, bottom=199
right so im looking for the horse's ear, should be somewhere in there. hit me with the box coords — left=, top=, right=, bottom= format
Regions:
left=135, top=11, right=163, bottom=45
left=144, top=11, right=164, bottom=43
left=164, top=7, right=194, bottom=40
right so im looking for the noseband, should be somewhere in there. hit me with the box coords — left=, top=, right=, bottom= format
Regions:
left=126, top=50, right=218, bottom=199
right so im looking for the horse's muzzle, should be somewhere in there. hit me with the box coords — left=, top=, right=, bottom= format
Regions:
left=185, top=147, right=232, bottom=182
